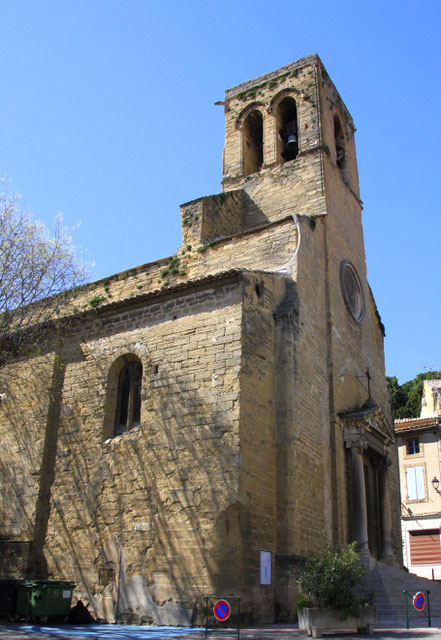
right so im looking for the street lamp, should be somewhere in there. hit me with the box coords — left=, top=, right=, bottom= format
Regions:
left=431, top=477, right=440, bottom=494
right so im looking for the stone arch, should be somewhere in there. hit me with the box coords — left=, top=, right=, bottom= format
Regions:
left=242, top=110, right=264, bottom=176
left=103, top=352, right=144, bottom=439
left=236, top=103, right=266, bottom=176
left=275, top=95, right=298, bottom=163
left=235, top=102, right=266, bottom=130
left=268, top=88, right=299, bottom=113
left=333, top=113, right=346, bottom=170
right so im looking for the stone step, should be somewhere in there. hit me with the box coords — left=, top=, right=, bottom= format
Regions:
left=364, top=559, right=441, bottom=623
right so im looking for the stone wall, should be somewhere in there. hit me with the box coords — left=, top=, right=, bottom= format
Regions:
left=1, top=277, right=251, bottom=623
left=0, top=353, right=56, bottom=548
left=0, top=55, right=402, bottom=625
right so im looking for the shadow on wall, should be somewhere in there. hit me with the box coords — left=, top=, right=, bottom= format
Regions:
left=0, top=294, right=256, bottom=626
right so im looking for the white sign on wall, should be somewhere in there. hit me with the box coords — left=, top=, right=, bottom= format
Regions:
left=259, top=549, right=272, bottom=585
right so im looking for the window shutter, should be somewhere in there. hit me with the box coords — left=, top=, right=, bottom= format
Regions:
left=409, top=530, right=441, bottom=564
left=407, top=467, right=417, bottom=501
left=406, top=466, right=426, bottom=501
left=415, top=466, right=426, bottom=500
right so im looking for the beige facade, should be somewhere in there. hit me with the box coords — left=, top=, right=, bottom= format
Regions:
left=0, top=55, right=401, bottom=624
left=395, top=380, right=441, bottom=579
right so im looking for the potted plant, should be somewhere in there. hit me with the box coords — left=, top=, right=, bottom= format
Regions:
left=296, top=542, right=376, bottom=638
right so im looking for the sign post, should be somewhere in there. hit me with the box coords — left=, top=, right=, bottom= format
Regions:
left=403, top=590, right=431, bottom=629
left=204, top=595, right=240, bottom=640
left=213, top=599, right=231, bottom=622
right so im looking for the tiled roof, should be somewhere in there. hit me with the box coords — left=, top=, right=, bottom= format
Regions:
left=394, top=416, right=440, bottom=433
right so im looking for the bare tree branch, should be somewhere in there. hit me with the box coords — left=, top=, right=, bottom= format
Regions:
left=0, top=180, right=89, bottom=365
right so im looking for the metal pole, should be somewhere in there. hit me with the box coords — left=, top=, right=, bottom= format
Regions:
left=403, top=590, right=409, bottom=630
left=204, top=597, right=208, bottom=640
left=427, top=590, right=431, bottom=627
left=237, top=597, right=240, bottom=640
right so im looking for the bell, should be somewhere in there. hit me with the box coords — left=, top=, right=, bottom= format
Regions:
left=285, top=134, right=298, bottom=153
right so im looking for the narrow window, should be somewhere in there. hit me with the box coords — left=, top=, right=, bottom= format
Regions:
left=334, top=115, right=346, bottom=170
left=406, top=466, right=426, bottom=501
left=243, top=110, right=263, bottom=176
left=277, top=96, right=298, bottom=163
left=406, top=438, right=420, bottom=456
left=114, top=361, right=142, bottom=436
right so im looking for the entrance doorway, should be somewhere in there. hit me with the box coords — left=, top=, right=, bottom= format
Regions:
left=364, top=453, right=382, bottom=558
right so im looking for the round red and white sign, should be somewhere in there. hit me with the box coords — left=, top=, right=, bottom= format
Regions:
left=413, top=591, right=425, bottom=611
left=213, top=599, right=231, bottom=621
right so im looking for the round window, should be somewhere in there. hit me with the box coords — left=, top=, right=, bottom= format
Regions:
left=340, top=260, right=365, bottom=323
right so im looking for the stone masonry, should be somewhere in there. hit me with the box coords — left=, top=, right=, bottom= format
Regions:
left=0, top=54, right=401, bottom=625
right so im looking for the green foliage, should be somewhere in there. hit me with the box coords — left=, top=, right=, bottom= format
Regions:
left=387, top=371, right=441, bottom=419
left=159, top=255, right=184, bottom=282
left=297, top=543, right=374, bottom=618
left=196, top=241, right=213, bottom=253
left=88, top=295, right=106, bottom=308
left=183, top=210, right=198, bottom=228
left=168, top=256, right=180, bottom=275
left=295, top=592, right=314, bottom=612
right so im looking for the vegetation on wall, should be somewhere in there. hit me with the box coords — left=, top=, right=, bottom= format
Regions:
left=387, top=370, right=441, bottom=419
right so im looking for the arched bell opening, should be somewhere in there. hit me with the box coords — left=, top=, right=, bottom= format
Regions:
left=334, top=115, right=346, bottom=170
left=276, top=96, right=298, bottom=163
left=242, top=110, right=263, bottom=176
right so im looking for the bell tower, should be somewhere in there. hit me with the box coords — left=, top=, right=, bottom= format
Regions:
left=178, top=58, right=400, bottom=621
left=221, top=54, right=361, bottom=225
left=217, top=55, right=399, bottom=586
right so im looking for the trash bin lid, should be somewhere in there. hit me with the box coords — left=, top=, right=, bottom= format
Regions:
left=18, top=579, right=75, bottom=588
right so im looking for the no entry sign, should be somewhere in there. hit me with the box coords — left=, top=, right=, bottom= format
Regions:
left=213, top=599, right=231, bottom=621
left=413, top=591, right=425, bottom=611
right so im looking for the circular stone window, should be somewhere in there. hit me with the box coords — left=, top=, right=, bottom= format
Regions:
left=340, top=260, right=365, bottom=323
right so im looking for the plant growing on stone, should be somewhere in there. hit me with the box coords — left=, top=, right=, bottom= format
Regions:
left=297, top=542, right=374, bottom=618
left=88, top=295, right=106, bottom=308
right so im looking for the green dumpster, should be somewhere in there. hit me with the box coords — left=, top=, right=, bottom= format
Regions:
left=16, top=580, right=75, bottom=620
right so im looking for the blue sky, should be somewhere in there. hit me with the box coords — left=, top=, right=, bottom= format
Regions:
left=1, top=0, right=440, bottom=384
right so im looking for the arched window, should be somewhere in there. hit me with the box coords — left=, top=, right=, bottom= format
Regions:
left=114, top=360, right=142, bottom=436
left=334, top=115, right=346, bottom=170
left=276, top=96, right=298, bottom=163
left=243, top=110, right=263, bottom=176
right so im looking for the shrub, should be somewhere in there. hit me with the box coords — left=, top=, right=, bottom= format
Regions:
left=297, top=543, right=374, bottom=618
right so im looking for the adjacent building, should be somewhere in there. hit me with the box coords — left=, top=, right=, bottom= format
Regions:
left=395, top=380, right=441, bottom=579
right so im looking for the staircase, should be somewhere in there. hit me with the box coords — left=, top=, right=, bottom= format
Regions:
left=365, top=559, right=441, bottom=626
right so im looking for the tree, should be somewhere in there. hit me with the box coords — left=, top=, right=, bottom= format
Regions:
left=0, top=181, right=88, bottom=363
left=297, top=543, right=374, bottom=617
left=387, top=371, right=441, bottom=419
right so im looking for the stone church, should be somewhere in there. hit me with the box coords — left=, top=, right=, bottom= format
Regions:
left=0, top=54, right=402, bottom=624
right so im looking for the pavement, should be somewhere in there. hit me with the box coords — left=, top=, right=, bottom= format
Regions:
left=0, top=623, right=441, bottom=640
